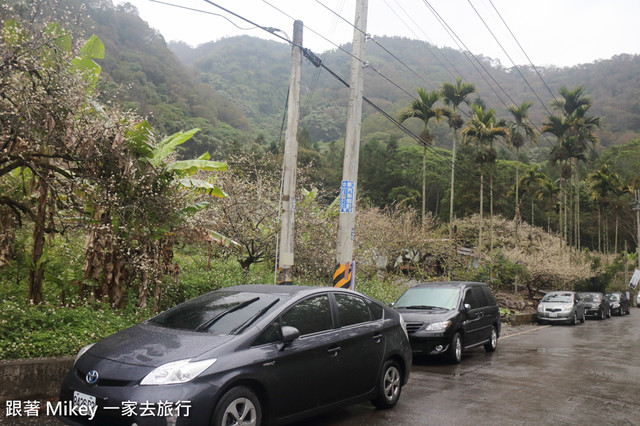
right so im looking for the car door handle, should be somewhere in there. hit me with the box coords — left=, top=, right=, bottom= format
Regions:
left=328, top=346, right=341, bottom=357
left=373, top=333, right=383, bottom=343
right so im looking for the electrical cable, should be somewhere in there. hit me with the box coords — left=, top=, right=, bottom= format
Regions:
left=148, top=0, right=257, bottom=31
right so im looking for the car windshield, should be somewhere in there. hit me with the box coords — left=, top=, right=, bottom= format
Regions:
left=150, top=291, right=281, bottom=335
left=581, top=294, right=601, bottom=302
left=394, top=287, right=460, bottom=310
left=608, top=294, right=620, bottom=301
left=541, top=293, right=573, bottom=303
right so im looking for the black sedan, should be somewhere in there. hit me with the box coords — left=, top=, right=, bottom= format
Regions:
left=58, top=284, right=412, bottom=426
left=607, top=292, right=630, bottom=316
left=578, top=292, right=611, bottom=319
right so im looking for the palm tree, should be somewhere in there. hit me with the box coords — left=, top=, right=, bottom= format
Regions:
left=540, top=176, right=559, bottom=234
left=506, top=101, right=537, bottom=246
left=462, top=105, right=508, bottom=251
left=589, top=165, right=626, bottom=253
left=397, top=88, right=450, bottom=223
left=440, top=78, right=476, bottom=236
left=518, top=166, right=547, bottom=228
left=544, top=86, right=601, bottom=249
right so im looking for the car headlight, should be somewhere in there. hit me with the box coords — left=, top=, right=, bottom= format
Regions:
left=74, top=343, right=95, bottom=366
left=140, top=358, right=217, bottom=385
left=537, top=305, right=545, bottom=312
left=561, top=305, right=573, bottom=313
left=425, top=320, right=452, bottom=331
left=611, top=302, right=620, bottom=308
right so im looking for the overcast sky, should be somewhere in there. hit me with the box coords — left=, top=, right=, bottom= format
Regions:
left=118, top=0, right=640, bottom=68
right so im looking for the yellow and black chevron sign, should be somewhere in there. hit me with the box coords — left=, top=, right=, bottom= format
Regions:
left=333, top=262, right=352, bottom=289
left=278, top=267, right=293, bottom=285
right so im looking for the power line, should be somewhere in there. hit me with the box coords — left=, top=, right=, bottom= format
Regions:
left=466, top=0, right=553, bottom=117
left=148, top=0, right=257, bottom=30
left=487, top=0, right=559, bottom=105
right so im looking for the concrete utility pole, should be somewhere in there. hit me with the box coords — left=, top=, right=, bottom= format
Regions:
left=277, top=20, right=303, bottom=285
left=633, top=189, right=640, bottom=269
left=333, top=0, right=368, bottom=289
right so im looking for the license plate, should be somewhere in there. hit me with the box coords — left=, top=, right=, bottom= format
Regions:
left=549, top=313, right=558, bottom=318
left=73, top=391, right=96, bottom=411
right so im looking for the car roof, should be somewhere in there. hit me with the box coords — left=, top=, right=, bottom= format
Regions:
left=410, top=281, right=487, bottom=288
left=219, top=284, right=363, bottom=298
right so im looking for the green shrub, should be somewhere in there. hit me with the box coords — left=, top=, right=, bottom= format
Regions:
left=0, top=297, right=151, bottom=359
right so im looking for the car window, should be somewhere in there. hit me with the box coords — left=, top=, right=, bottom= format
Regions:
left=394, top=287, right=460, bottom=310
left=281, top=294, right=333, bottom=336
left=335, top=293, right=370, bottom=327
left=473, top=286, right=490, bottom=307
left=541, top=293, right=573, bottom=303
left=481, top=286, right=497, bottom=306
left=366, top=299, right=384, bottom=320
left=252, top=320, right=282, bottom=346
left=149, top=291, right=281, bottom=334
left=463, top=287, right=484, bottom=309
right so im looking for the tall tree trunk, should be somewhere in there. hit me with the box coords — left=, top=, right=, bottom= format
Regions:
left=597, top=206, right=602, bottom=252
left=422, top=144, right=427, bottom=227
left=563, top=181, right=568, bottom=244
left=490, top=172, right=494, bottom=252
left=449, top=128, right=458, bottom=237
left=531, top=198, right=534, bottom=226
left=479, top=172, right=484, bottom=251
left=29, top=178, right=48, bottom=305
left=0, top=209, right=15, bottom=267
left=514, top=147, right=520, bottom=247
left=615, top=214, right=619, bottom=253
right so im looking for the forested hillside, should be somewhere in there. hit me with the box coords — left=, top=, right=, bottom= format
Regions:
left=2, top=0, right=640, bottom=360
left=171, top=35, right=640, bottom=151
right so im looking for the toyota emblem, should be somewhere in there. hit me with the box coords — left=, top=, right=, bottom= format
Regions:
left=86, top=370, right=99, bottom=384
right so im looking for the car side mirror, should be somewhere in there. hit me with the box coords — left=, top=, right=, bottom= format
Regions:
left=389, top=302, right=396, bottom=308
left=463, top=303, right=471, bottom=312
left=280, top=326, right=300, bottom=350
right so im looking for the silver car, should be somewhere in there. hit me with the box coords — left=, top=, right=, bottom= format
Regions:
left=536, top=291, right=586, bottom=325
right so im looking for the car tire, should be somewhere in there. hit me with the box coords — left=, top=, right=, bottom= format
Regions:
left=371, top=359, right=402, bottom=409
left=212, top=386, right=262, bottom=426
left=570, top=312, right=577, bottom=326
left=447, top=332, right=463, bottom=364
left=484, top=326, right=498, bottom=352
left=599, top=309, right=605, bottom=320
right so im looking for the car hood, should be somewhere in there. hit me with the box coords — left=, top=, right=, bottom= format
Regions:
left=538, top=302, right=573, bottom=309
left=396, top=308, right=456, bottom=324
left=88, top=322, right=234, bottom=367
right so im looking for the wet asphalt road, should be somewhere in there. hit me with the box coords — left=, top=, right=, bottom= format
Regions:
left=295, top=309, right=640, bottom=425
left=5, top=308, right=640, bottom=425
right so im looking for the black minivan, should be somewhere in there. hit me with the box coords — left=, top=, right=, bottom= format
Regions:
left=392, top=281, right=501, bottom=363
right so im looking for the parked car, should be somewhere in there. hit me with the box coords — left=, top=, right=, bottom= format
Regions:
left=391, top=281, right=501, bottom=364
left=636, top=292, right=640, bottom=308
left=58, top=284, right=412, bottom=426
left=578, top=292, right=611, bottom=319
left=607, top=292, right=630, bottom=316
left=536, top=291, right=586, bottom=325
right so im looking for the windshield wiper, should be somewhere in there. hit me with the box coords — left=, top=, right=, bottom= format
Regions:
left=400, top=305, right=441, bottom=310
left=230, top=298, right=280, bottom=335
left=195, top=297, right=260, bottom=332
